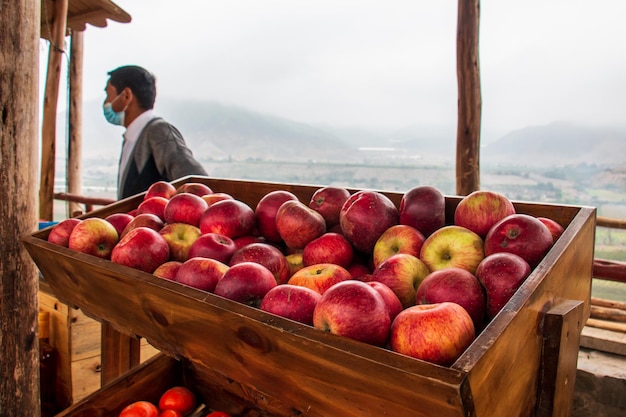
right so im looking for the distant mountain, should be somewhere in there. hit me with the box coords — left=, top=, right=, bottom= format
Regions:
left=76, top=100, right=624, bottom=167
left=482, top=122, right=626, bottom=166
left=151, top=100, right=358, bottom=163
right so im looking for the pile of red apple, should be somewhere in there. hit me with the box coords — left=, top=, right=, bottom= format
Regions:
left=47, top=181, right=565, bottom=366
left=118, top=385, right=231, bottom=417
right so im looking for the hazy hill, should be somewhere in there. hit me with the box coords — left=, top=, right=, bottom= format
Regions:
left=77, top=99, right=624, bottom=167
left=482, top=121, right=626, bottom=167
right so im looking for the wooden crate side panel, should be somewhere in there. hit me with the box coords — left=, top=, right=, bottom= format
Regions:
left=23, top=236, right=468, bottom=417
left=460, top=207, right=595, bottom=417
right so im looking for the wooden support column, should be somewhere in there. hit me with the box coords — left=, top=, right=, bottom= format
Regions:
left=39, top=0, right=69, bottom=220
left=101, top=322, right=141, bottom=385
left=0, top=1, right=41, bottom=415
left=456, top=0, right=482, bottom=196
left=68, top=30, right=84, bottom=217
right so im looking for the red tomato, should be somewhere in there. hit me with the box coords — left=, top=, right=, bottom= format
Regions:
left=158, top=386, right=196, bottom=415
left=205, top=412, right=231, bottom=417
left=119, top=401, right=159, bottom=417
left=158, top=410, right=183, bottom=417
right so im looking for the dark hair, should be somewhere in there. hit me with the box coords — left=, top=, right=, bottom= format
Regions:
left=107, top=65, right=156, bottom=110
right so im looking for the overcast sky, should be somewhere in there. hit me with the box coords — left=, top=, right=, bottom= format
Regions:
left=41, top=0, right=626, bottom=140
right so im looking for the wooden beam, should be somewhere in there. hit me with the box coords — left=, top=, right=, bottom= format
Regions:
left=68, top=30, right=84, bottom=217
left=0, top=0, right=41, bottom=415
left=39, top=0, right=69, bottom=220
left=456, top=0, right=482, bottom=196
left=101, top=322, right=141, bottom=385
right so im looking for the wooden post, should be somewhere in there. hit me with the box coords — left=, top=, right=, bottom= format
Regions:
left=101, top=322, right=141, bottom=385
left=0, top=1, right=41, bottom=415
left=39, top=0, right=69, bottom=220
left=456, top=0, right=482, bottom=196
left=68, top=30, right=84, bottom=217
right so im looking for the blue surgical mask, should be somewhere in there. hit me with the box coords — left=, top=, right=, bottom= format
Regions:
left=103, top=97, right=126, bottom=126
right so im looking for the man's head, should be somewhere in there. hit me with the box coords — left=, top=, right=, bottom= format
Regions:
left=106, top=65, right=156, bottom=109
left=103, top=65, right=156, bottom=127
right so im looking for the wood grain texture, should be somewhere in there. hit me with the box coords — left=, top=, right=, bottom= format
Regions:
left=23, top=177, right=596, bottom=417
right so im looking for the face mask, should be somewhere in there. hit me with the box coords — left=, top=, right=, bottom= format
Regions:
left=103, top=94, right=128, bottom=126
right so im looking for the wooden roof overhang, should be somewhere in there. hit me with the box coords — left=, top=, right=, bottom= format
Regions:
left=40, top=0, right=131, bottom=40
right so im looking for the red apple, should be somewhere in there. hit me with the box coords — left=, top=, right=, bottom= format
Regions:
left=347, top=262, right=372, bottom=280
left=276, top=200, right=326, bottom=250
left=339, top=190, right=399, bottom=254
left=164, top=192, right=209, bottom=227
left=174, top=257, right=229, bottom=292
left=390, top=302, right=475, bottom=366
left=416, top=268, right=486, bottom=330
left=119, top=401, right=159, bottom=417
left=372, top=224, right=425, bottom=268
left=484, top=213, right=553, bottom=268
left=145, top=180, right=177, bottom=200
left=214, top=262, right=277, bottom=307
left=255, top=190, right=299, bottom=242
left=47, top=218, right=82, bottom=247
left=158, top=386, right=196, bottom=416
left=309, top=186, right=351, bottom=227
left=104, top=212, right=134, bottom=237
left=199, top=199, right=255, bottom=239
left=302, top=232, right=354, bottom=269
left=475, top=252, right=532, bottom=320
left=370, top=253, right=430, bottom=309
left=111, top=227, right=170, bottom=273
left=260, top=284, right=322, bottom=325
left=187, top=232, right=237, bottom=264
left=454, top=190, right=516, bottom=238
left=68, top=217, right=119, bottom=259
left=229, top=242, right=291, bottom=285
left=121, top=213, right=164, bottom=238
left=419, top=225, right=484, bottom=274
left=399, top=185, right=446, bottom=237
left=232, top=235, right=266, bottom=251
left=367, top=281, right=403, bottom=322
left=136, top=196, right=169, bottom=221
left=288, top=263, right=352, bottom=294
left=175, top=182, right=213, bottom=196
left=202, top=192, right=234, bottom=207
left=313, top=280, right=391, bottom=347
left=159, top=223, right=202, bottom=262
left=153, top=261, right=183, bottom=280
left=538, top=217, right=565, bottom=243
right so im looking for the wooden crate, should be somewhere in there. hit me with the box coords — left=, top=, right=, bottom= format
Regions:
left=23, top=176, right=596, bottom=417
left=38, top=281, right=160, bottom=406
left=56, top=353, right=277, bottom=417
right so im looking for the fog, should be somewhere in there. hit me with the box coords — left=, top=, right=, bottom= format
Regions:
left=41, top=0, right=626, bottom=141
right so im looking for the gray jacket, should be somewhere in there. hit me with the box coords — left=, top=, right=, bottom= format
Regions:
left=118, top=117, right=208, bottom=199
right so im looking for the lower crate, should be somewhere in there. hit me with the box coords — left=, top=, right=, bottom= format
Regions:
left=56, top=353, right=278, bottom=417
left=38, top=281, right=160, bottom=407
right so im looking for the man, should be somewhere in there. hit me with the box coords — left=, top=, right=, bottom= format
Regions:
left=103, top=65, right=208, bottom=199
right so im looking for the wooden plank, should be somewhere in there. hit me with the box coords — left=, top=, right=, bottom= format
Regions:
left=580, top=325, right=626, bottom=355
left=536, top=300, right=585, bottom=417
